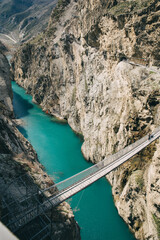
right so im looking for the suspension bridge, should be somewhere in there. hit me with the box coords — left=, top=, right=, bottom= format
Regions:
left=44, top=127, right=160, bottom=206
left=1, top=127, right=160, bottom=239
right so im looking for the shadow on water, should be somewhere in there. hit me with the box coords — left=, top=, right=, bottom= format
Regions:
left=17, top=126, right=28, bottom=139
left=13, top=91, right=33, bottom=118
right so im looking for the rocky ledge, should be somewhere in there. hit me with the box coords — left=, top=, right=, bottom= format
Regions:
left=0, top=50, right=80, bottom=239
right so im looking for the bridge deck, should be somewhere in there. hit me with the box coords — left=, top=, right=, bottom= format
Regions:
left=2, top=128, right=160, bottom=234
left=48, top=127, right=160, bottom=207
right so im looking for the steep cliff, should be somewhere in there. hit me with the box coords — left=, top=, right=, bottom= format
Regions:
left=12, top=0, right=160, bottom=239
left=0, top=50, right=80, bottom=239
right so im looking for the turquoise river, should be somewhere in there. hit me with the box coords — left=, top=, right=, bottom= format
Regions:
left=12, top=81, right=135, bottom=240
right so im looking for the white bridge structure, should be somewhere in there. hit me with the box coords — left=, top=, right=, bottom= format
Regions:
left=1, top=127, right=160, bottom=240
left=45, top=127, right=160, bottom=206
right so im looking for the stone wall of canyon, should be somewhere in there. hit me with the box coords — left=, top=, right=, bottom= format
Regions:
left=12, top=0, right=160, bottom=239
left=0, top=49, right=80, bottom=240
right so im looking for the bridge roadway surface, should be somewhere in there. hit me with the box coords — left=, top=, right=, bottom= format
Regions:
left=47, top=127, right=160, bottom=207
left=6, top=127, right=160, bottom=233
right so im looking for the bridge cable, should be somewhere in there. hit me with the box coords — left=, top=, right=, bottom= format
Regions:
left=73, top=189, right=86, bottom=212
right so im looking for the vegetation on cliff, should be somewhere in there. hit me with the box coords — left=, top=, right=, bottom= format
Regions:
left=108, top=0, right=156, bottom=16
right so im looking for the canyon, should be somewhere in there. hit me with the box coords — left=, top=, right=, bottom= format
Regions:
left=2, top=0, right=160, bottom=239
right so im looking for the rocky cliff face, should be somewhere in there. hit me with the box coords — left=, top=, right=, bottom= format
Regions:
left=12, top=0, right=160, bottom=239
left=0, top=49, right=80, bottom=239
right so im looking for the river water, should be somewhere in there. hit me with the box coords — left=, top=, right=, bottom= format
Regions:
left=12, top=81, right=135, bottom=240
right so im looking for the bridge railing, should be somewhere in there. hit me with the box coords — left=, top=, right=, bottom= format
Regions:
left=1, top=174, right=53, bottom=236
left=42, top=127, right=160, bottom=197
left=43, top=161, right=100, bottom=193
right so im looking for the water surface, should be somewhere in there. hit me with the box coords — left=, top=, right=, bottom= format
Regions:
left=12, top=81, right=135, bottom=240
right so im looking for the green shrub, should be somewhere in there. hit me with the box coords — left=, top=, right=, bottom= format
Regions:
left=153, top=214, right=160, bottom=239
left=135, top=171, right=144, bottom=189
left=71, top=87, right=76, bottom=104
left=30, top=33, right=44, bottom=44
left=109, top=0, right=154, bottom=16
left=149, top=71, right=156, bottom=75
left=51, top=0, right=70, bottom=22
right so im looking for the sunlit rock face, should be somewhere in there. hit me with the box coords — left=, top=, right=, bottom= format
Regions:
left=12, top=0, right=160, bottom=239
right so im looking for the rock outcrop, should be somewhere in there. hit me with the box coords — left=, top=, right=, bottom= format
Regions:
left=0, top=49, right=80, bottom=239
left=11, top=0, right=160, bottom=239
